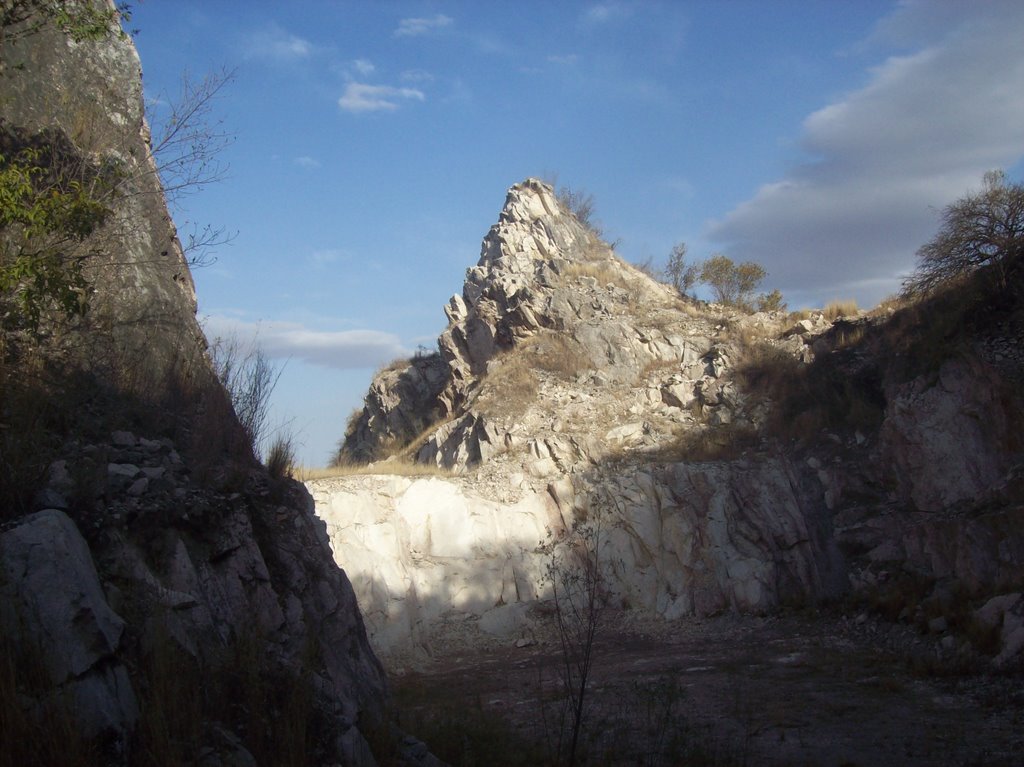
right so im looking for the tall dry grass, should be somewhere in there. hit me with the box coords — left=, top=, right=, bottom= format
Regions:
left=297, top=460, right=452, bottom=481
left=823, top=299, right=859, bottom=321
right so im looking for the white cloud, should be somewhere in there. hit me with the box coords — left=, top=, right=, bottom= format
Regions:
left=202, top=315, right=408, bottom=370
left=338, top=82, right=425, bottom=113
left=310, top=249, right=346, bottom=265
left=394, top=14, right=453, bottom=38
left=246, top=24, right=312, bottom=61
left=706, top=0, right=1024, bottom=307
left=294, top=156, right=320, bottom=168
left=351, top=58, right=375, bottom=76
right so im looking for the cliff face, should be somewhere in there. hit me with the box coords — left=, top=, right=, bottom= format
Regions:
left=1, top=1, right=206, bottom=387
left=0, top=7, right=393, bottom=764
left=321, top=179, right=1024, bottom=665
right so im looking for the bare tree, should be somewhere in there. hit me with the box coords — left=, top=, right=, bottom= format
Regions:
left=540, top=498, right=612, bottom=766
left=903, top=170, right=1024, bottom=297
left=208, top=334, right=284, bottom=460
left=147, top=67, right=238, bottom=267
left=664, top=242, right=700, bottom=297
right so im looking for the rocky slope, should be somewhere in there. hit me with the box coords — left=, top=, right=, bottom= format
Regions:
left=0, top=6, right=400, bottom=764
left=320, top=179, right=1024, bottom=667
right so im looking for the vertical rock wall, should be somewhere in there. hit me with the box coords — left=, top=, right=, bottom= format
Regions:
left=1, top=6, right=394, bottom=762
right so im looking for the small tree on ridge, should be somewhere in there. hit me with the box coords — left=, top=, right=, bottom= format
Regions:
left=664, top=241, right=700, bottom=297
left=903, top=170, right=1024, bottom=296
left=700, top=253, right=766, bottom=308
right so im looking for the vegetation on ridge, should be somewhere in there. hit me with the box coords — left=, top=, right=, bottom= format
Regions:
left=903, top=169, right=1024, bottom=297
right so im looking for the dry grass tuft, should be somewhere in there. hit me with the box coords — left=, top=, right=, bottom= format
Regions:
left=711, top=318, right=776, bottom=349
left=823, top=299, right=859, bottom=321
left=297, top=460, right=453, bottom=480
left=640, top=356, right=681, bottom=381
left=472, top=331, right=592, bottom=419
left=473, top=350, right=539, bottom=419
left=831, top=321, right=866, bottom=349
left=563, top=260, right=632, bottom=292
left=867, top=294, right=907, bottom=317
left=526, top=331, right=592, bottom=380
left=265, top=434, right=296, bottom=478
left=642, top=422, right=762, bottom=464
left=375, top=355, right=412, bottom=377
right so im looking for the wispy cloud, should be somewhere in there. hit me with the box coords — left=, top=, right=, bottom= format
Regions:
left=401, top=69, right=435, bottom=83
left=309, top=249, right=346, bottom=265
left=294, top=156, right=320, bottom=169
left=351, top=58, right=375, bottom=76
left=246, top=23, right=313, bottom=61
left=338, top=82, right=425, bottom=113
left=583, top=2, right=633, bottom=25
left=706, top=0, right=1024, bottom=307
left=547, top=53, right=579, bottom=66
left=202, top=315, right=408, bottom=370
left=394, top=14, right=453, bottom=38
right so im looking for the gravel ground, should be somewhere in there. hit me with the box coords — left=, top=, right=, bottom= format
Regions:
left=390, top=608, right=1024, bottom=766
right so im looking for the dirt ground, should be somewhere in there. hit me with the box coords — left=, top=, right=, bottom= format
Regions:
left=389, top=609, right=1024, bottom=766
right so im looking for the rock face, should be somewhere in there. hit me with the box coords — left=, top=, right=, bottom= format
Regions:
left=0, top=509, right=138, bottom=741
left=310, top=475, right=556, bottom=657
left=3, top=431, right=391, bottom=762
left=881, top=357, right=1015, bottom=512
left=1, top=7, right=392, bottom=763
left=342, top=352, right=449, bottom=464
left=339, top=178, right=716, bottom=468
left=323, top=178, right=1024, bottom=666
left=1, top=0, right=208, bottom=387
left=311, top=457, right=847, bottom=660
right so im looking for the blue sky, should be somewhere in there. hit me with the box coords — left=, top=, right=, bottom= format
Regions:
left=128, top=1, right=1024, bottom=466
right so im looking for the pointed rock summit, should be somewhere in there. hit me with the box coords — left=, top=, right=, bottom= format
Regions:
left=339, top=178, right=718, bottom=470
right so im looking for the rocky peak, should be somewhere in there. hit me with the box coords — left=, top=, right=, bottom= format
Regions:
left=339, top=177, right=712, bottom=467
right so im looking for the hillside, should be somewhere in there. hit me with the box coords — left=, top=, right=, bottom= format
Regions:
left=321, top=178, right=1024, bottom=664
left=312, top=176, right=1024, bottom=764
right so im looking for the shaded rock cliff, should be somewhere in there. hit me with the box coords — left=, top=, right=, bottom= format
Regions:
left=1, top=6, right=396, bottom=764
left=321, top=179, right=1024, bottom=665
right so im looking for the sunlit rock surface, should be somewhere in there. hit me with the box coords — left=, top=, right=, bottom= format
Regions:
left=321, top=178, right=1024, bottom=666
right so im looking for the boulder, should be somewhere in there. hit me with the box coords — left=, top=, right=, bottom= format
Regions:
left=0, top=510, right=138, bottom=742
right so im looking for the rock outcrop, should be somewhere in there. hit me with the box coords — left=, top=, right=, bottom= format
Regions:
left=1, top=431, right=389, bottom=762
left=1, top=0, right=208, bottom=387
left=338, top=178, right=728, bottom=469
left=322, top=178, right=1024, bottom=666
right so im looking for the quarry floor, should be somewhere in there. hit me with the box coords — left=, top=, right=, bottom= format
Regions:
left=390, top=609, right=1024, bottom=766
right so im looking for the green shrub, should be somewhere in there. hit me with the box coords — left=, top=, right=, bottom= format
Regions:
left=699, top=254, right=766, bottom=309
left=1, top=128, right=113, bottom=332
